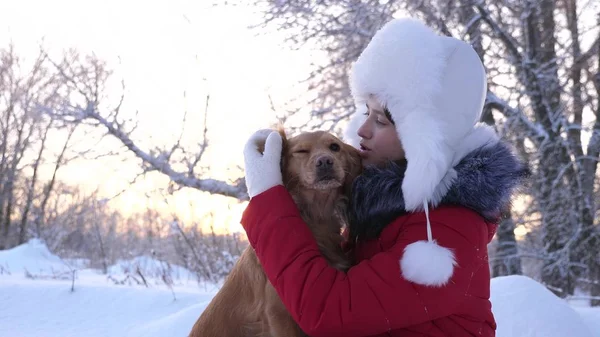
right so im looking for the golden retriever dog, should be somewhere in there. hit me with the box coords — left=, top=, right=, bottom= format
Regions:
left=188, top=128, right=362, bottom=337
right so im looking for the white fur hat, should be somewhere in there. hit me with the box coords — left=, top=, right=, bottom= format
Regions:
left=344, top=17, right=488, bottom=287
left=344, top=17, right=487, bottom=212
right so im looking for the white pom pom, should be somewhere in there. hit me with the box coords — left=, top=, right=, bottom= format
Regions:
left=400, top=240, right=457, bottom=287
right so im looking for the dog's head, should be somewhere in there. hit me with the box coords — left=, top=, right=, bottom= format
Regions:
left=255, top=126, right=361, bottom=200
left=280, top=130, right=362, bottom=197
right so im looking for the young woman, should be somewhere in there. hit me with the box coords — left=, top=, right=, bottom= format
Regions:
left=240, top=17, right=528, bottom=337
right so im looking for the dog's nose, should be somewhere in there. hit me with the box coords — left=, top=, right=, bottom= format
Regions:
left=316, top=155, right=334, bottom=170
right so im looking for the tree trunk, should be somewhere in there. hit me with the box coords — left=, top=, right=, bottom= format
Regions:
left=19, top=119, right=53, bottom=244
left=34, top=124, right=75, bottom=235
left=492, top=206, right=522, bottom=277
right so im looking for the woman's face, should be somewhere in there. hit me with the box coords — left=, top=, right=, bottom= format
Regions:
left=356, top=96, right=405, bottom=167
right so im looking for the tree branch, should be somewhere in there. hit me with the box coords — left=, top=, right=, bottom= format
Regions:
left=77, top=103, right=248, bottom=200
left=485, top=91, right=548, bottom=141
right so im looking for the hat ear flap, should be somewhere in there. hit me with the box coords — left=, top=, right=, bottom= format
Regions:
left=396, top=111, right=454, bottom=212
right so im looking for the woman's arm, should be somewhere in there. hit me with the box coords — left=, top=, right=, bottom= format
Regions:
left=242, top=185, right=483, bottom=337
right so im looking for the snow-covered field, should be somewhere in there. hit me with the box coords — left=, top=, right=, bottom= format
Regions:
left=0, top=239, right=598, bottom=337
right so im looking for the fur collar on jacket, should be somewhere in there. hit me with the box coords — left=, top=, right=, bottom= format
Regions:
left=349, top=139, right=529, bottom=241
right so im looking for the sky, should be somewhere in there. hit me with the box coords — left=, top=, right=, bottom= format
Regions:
left=0, top=0, right=320, bottom=233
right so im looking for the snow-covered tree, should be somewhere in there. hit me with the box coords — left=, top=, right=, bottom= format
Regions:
left=0, top=45, right=80, bottom=249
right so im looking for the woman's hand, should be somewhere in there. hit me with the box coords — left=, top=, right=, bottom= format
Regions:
left=243, top=129, right=283, bottom=199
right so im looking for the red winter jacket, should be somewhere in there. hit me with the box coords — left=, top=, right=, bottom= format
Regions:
left=242, top=185, right=497, bottom=337
left=240, top=141, right=528, bottom=337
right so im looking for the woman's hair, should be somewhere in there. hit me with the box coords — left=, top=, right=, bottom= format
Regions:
left=383, top=106, right=395, bottom=125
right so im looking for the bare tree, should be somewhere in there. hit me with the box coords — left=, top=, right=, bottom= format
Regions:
left=18, top=116, right=53, bottom=244
left=0, top=43, right=250, bottom=283
left=33, top=121, right=78, bottom=237
left=249, top=1, right=396, bottom=133
left=42, top=50, right=249, bottom=201
left=168, top=215, right=247, bottom=285
left=0, top=43, right=90, bottom=249
left=0, top=45, right=68, bottom=248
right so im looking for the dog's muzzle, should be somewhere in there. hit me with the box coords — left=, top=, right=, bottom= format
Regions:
left=315, top=155, right=335, bottom=181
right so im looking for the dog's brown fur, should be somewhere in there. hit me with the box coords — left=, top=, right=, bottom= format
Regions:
left=188, top=128, right=362, bottom=337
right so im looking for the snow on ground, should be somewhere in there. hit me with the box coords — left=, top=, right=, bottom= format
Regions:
left=108, top=255, right=198, bottom=284
left=491, top=275, right=600, bottom=337
left=0, top=239, right=219, bottom=337
left=0, top=239, right=74, bottom=276
left=0, top=239, right=599, bottom=337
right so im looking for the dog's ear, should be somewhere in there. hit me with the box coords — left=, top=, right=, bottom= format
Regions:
left=343, top=143, right=363, bottom=198
left=255, top=124, right=287, bottom=155
left=275, top=122, right=288, bottom=170
left=276, top=123, right=288, bottom=152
